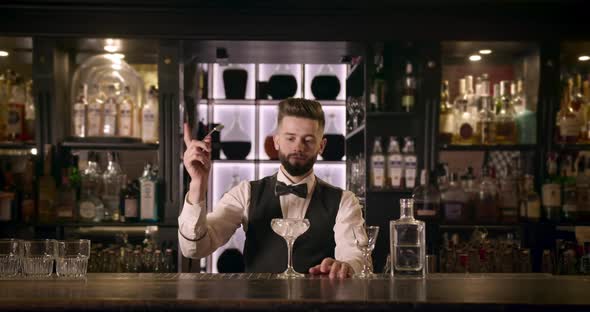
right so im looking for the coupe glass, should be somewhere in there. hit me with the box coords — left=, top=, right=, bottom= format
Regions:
left=271, top=218, right=310, bottom=279
left=352, top=225, right=379, bottom=278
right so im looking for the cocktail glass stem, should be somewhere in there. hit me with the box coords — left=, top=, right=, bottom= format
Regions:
left=286, top=239, right=294, bottom=273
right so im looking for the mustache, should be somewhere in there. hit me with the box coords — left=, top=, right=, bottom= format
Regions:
left=288, top=153, right=307, bottom=158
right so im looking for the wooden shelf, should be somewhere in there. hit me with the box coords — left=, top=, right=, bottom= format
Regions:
left=552, top=144, right=590, bottom=151
left=438, top=224, right=524, bottom=230
left=0, top=142, right=37, bottom=156
left=439, top=144, right=537, bottom=151
left=1, top=221, right=177, bottom=228
left=345, top=125, right=365, bottom=140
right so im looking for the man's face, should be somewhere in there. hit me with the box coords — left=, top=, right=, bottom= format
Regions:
left=274, top=116, right=326, bottom=177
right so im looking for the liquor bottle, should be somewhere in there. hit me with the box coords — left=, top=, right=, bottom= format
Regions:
left=0, top=163, right=15, bottom=221
left=142, top=86, right=159, bottom=143
left=79, top=152, right=104, bottom=222
left=412, top=169, right=440, bottom=220
left=561, top=155, right=577, bottom=222
left=515, top=81, right=537, bottom=144
left=68, top=155, right=81, bottom=200
left=439, top=80, right=455, bottom=146
left=23, top=80, right=34, bottom=141
left=72, top=84, right=87, bottom=138
left=581, top=157, right=590, bottom=221
left=386, top=136, right=403, bottom=189
left=370, top=52, right=386, bottom=112
left=7, top=76, right=25, bottom=141
left=140, top=163, right=159, bottom=222
left=581, top=242, right=590, bottom=275
left=402, top=137, right=417, bottom=189
left=557, top=78, right=582, bottom=144
left=495, top=81, right=518, bottom=144
left=465, top=75, right=478, bottom=117
left=55, top=170, right=76, bottom=221
left=476, top=74, right=496, bottom=145
left=475, top=165, right=500, bottom=223
left=390, top=198, right=425, bottom=277
left=164, top=249, right=175, bottom=273
left=454, top=78, right=477, bottom=145
left=493, top=83, right=502, bottom=115
left=401, top=62, right=416, bottom=113
left=20, top=156, right=36, bottom=223
left=87, top=84, right=104, bottom=137
left=542, top=153, right=561, bottom=222
left=102, top=152, right=125, bottom=222
left=121, top=180, right=139, bottom=223
left=583, top=80, right=590, bottom=142
left=463, top=166, right=478, bottom=216
left=511, top=79, right=526, bottom=115
left=521, top=174, right=541, bottom=222
left=499, top=165, right=519, bottom=224
left=38, top=145, right=56, bottom=223
left=118, top=86, right=134, bottom=137
left=0, top=72, right=10, bottom=141
left=102, top=84, right=118, bottom=136
left=370, top=137, right=386, bottom=189
left=441, top=172, right=470, bottom=223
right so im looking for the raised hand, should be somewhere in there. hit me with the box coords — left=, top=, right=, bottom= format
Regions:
left=183, top=123, right=212, bottom=203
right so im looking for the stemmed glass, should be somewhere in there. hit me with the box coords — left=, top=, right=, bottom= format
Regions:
left=271, top=218, right=311, bottom=279
left=352, top=225, right=379, bottom=278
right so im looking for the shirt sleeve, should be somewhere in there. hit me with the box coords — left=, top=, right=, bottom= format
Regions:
left=178, top=180, right=250, bottom=259
left=333, top=190, right=367, bottom=274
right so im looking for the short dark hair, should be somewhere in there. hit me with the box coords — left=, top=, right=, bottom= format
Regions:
left=277, top=98, right=325, bottom=131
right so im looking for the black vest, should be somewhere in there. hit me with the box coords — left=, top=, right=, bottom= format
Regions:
left=243, top=174, right=343, bottom=273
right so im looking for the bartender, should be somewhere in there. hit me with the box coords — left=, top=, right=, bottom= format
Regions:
left=178, top=98, right=365, bottom=278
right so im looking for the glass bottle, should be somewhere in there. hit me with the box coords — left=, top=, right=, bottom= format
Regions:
left=580, top=157, right=590, bottom=221
left=7, top=76, right=26, bottom=141
left=495, top=81, right=518, bottom=144
left=164, top=249, right=175, bottom=273
left=454, top=78, right=477, bottom=145
left=401, top=62, right=416, bottom=113
left=102, top=152, right=126, bottom=222
left=87, top=84, right=104, bottom=137
left=439, top=80, right=455, bottom=146
left=264, top=118, right=278, bottom=160
left=370, top=52, right=386, bottom=112
left=370, top=137, right=386, bottom=189
left=476, top=74, right=496, bottom=145
left=121, top=180, right=140, bottom=223
left=23, top=80, right=35, bottom=141
left=465, top=75, right=478, bottom=117
left=390, top=198, right=425, bottom=278
left=102, top=84, right=118, bottom=137
left=521, top=174, right=541, bottom=222
left=412, top=170, right=440, bottom=220
left=561, top=155, right=577, bottom=222
left=140, top=163, right=159, bottom=222
left=55, top=171, right=76, bottom=221
left=221, top=110, right=252, bottom=160
left=557, top=78, right=582, bottom=144
left=493, top=83, right=502, bottom=114
left=38, top=145, right=56, bottom=223
left=142, top=86, right=159, bottom=143
left=386, top=136, right=403, bottom=189
left=118, top=86, right=135, bottom=137
left=441, top=172, right=470, bottom=223
left=515, top=82, right=537, bottom=145
left=542, top=153, right=561, bottom=222
left=72, top=84, right=87, bottom=138
left=79, top=152, right=104, bottom=222
left=511, top=80, right=526, bottom=115
left=499, top=164, right=519, bottom=224
left=402, top=137, right=417, bottom=189
left=476, top=165, right=500, bottom=223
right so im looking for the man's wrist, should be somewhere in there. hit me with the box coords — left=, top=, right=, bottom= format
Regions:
left=189, top=180, right=207, bottom=204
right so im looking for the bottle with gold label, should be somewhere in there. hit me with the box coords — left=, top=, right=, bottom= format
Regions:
left=557, top=78, right=582, bottom=144
left=476, top=74, right=496, bottom=145
left=454, top=78, right=478, bottom=145
left=495, top=81, right=518, bottom=144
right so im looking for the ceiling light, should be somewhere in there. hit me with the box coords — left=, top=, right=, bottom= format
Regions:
left=104, top=38, right=121, bottom=53
left=579, top=55, right=590, bottom=62
left=469, top=54, right=482, bottom=62
left=0, top=51, right=8, bottom=57
left=479, top=49, right=492, bottom=55
left=104, top=45, right=119, bottom=53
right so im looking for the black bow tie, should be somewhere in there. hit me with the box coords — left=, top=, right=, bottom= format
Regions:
left=275, top=181, right=308, bottom=198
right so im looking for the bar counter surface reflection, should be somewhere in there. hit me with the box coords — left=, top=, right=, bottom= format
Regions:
left=0, top=273, right=590, bottom=311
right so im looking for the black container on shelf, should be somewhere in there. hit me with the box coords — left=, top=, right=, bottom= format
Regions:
left=268, top=74, right=297, bottom=100
left=322, top=134, right=345, bottom=161
left=209, top=123, right=222, bottom=160
left=311, top=75, right=341, bottom=100
left=223, top=68, right=248, bottom=99
left=221, top=141, right=252, bottom=160
left=256, top=81, right=270, bottom=99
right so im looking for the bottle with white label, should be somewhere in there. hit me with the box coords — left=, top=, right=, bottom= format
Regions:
left=402, top=137, right=417, bottom=189
left=118, top=86, right=134, bottom=137
left=370, top=137, right=386, bottom=189
left=542, top=153, right=561, bottom=222
left=102, top=85, right=118, bottom=136
left=87, top=84, right=104, bottom=137
left=142, top=86, right=159, bottom=143
left=121, top=180, right=139, bottom=223
left=140, top=163, right=159, bottom=222
left=522, top=174, right=541, bottom=222
left=386, top=136, right=404, bottom=189
left=72, top=84, right=87, bottom=137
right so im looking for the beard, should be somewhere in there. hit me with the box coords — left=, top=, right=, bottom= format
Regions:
left=278, top=150, right=317, bottom=177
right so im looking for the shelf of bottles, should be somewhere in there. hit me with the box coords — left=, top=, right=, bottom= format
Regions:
left=0, top=37, right=37, bottom=224
left=68, top=40, right=159, bottom=148
left=196, top=62, right=348, bottom=272
left=438, top=42, right=539, bottom=149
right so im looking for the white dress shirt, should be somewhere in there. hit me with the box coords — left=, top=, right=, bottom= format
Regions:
left=178, top=166, right=366, bottom=274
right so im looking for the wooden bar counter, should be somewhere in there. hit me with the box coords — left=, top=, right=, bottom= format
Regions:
left=1, top=273, right=590, bottom=311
